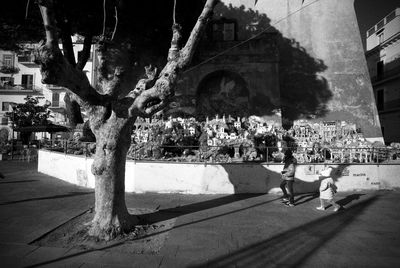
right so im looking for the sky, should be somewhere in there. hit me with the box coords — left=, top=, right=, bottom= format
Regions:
left=354, top=0, right=399, bottom=48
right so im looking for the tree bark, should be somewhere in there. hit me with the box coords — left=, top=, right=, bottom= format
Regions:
left=89, top=113, right=137, bottom=240
left=64, top=93, right=84, bottom=127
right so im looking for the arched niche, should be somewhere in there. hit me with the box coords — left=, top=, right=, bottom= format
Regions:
left=196, top=70, right=249, bottom=119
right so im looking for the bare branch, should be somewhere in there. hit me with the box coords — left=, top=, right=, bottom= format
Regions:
left=76, top=35, right=93, bottom=71
left=130, top=61, right=177, bottom=117
left=168, top=23, right=182, bottom=61
left=127, top=65, right=158, bottom=99
left=36, top=0, right=110, bottom=106
left=25, top=0, right=31, bottom=19
left=127, top=0, right=219, bottom=118
left=173, top=0, right=177, bottom=24
left=64, top=92, right=84, bottom=127
left=178, top=0, right=219, bottom=68
left=102, top=0, right=107, bottom=37
left=60, top=23, right=77, bottom=66
left=37, top=0, right=60, bottom=47
left=53, top=1, right=76, bottom=66
left=111, top=6, right=118, bottom=41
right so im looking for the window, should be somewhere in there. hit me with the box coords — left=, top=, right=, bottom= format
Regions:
left=1, top=117, right=8, bottom=125
left=17, top=53, right=33, bottom=63
left=21, top=74, right=34, bottom=90
left=0, top=77, right=14, bottom=87
left=378, top=32, right=384, bottom=44
left=377, top=19, right=385, bottom=30
left=1, top=102, right=11, bottom=111
left=367, top=27, right=376, bottom=37
left=211, top=19, right=237, bottom=41
left=2, top=55, right=13, bottom=67
left=377, top=61, right=384, bottom=79
left=376, top=89, right=384, bottom=111
left=223, top=23, right=235, bottom=41
left=52, top=92, right=60, bottom=107
left=212, top=23, right=224, bottom=40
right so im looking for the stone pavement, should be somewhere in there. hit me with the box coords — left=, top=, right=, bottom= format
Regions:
left=0, top=160, right=400, bottom=267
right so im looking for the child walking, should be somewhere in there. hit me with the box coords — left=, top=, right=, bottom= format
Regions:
left=317, top=166, right=341, bottom=211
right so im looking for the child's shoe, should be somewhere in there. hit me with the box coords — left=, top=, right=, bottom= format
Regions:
left=316, top=206, right=325, bottom=210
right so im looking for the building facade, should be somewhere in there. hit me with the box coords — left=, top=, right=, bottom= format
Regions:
left=366, top=8, right=400, bottom=144
left=167, top=0, right=383, bottom=142
left=0, top=37, right=96, bottom=139
left=169, top=24, right=281, bottom=123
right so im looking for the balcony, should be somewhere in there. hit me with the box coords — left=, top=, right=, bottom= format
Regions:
left=46, top=84, right=66, bottom=91
left=0, top=84, right=43, bottom=94
left=17, top=55, right=34, bottom=63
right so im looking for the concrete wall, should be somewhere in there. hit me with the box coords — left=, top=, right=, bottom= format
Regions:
left=38, top=151, right=96, bottom=189
left=221, top=0, right=382, bottom=139
left=38, top=150, right=400, bottom=194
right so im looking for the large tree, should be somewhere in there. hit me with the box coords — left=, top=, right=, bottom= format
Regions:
left=31, top=0, right=219, bottom=240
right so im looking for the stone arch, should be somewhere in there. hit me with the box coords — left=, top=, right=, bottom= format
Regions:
left=195, top=70, right=249, bottom=119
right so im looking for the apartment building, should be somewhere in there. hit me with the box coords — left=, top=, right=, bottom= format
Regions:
left=366, top=8, right=400, bottom=143
left=0, top=37, right=96, bottom=139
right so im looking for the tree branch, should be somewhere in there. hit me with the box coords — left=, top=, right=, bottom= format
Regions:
left=58, top=16, right=76, bottom=66
left=178, top=0, right=219, bottom=68
left=128, top=0, right=218, bottom=118
left=64, top=92, right=84, bottom=127
left=37, top=0, right=59, bottom=47
left=76, top=34, right=93, bottom=71
left=36, top=0, right=110, bottom=106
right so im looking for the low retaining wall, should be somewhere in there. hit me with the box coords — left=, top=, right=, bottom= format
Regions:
left=38, top=150, right=400, bottom=194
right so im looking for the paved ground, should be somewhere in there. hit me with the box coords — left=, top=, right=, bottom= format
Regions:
left=0, top=160, right=399, bottom=267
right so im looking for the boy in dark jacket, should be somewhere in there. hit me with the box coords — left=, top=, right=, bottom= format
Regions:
left=280, top=150, right=296, bottom=206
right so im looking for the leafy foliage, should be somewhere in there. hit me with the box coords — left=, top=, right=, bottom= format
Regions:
left=5, top=96, right=51, bottom=128
left=0, top=65, right=20, bottom=74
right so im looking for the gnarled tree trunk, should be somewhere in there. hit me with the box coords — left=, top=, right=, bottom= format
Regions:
left=89, top=114, right=136, bottom=239
left=35, top=0, right=219, bottom=240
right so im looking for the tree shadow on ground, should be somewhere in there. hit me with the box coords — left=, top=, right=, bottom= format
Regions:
left=26, top=194, right=282, bottom=268
left=293, top=192, right=319, bottom=205
left=189, top=195, right=378, bottom=268
left=337, top=193, right=365, bottom=207
left=0, top=191, right=94, bottom=205
left=139, top=194, right=277, bottom=224
left=25, top=193, right=376, bottom=268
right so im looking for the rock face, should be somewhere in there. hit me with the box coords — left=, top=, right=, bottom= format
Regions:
left=221, top=0, right=382, bottom=140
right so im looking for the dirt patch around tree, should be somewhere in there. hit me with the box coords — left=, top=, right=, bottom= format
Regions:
left=32, top=208, right=176, bottom=254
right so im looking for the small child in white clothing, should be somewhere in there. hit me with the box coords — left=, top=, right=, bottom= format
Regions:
left=317, top=166, right=341, bottom=211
